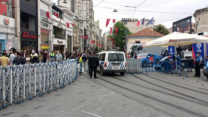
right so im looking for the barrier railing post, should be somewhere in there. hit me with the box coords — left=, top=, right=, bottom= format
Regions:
left=23, top=66, right=25, bottom=101
left=34, top=66, right=36, bottom=97
left=9, top=67, right=12, bottom=105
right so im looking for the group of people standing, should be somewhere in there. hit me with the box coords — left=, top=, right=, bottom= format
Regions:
left=0, top=48, right=26, bottom=67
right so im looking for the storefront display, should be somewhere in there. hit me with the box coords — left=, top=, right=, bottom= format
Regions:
left=41, top=29, right=49, bottom=51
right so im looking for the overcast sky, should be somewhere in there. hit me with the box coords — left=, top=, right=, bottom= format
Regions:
left=52, top=0, right=207, bottom=34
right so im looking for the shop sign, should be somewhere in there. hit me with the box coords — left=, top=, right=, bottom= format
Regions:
left=22, top=32, right=36, bottom=39
left=0, top=33, right=6, bottom=39
left=4, top=17, right=9, bottom=25
left=168, top=46, right=175, bottom=56
left=192, top=43, right=205, bottom=63
left=41, top=29, right=49, bottom=34
left=41, top=44, right=49, bottom=49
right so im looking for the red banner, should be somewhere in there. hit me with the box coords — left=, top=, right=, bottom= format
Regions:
left=53, top=12, right=59, bottom=18
left=113, top=19, right=116, bottom=23
left=70, top=23, right=75, bottom=26
left=46, top=12, right=51, bottom=19
left=66, top=23, right=70, bottom=28
left=81, top=35, right=84, bottom=38
left=85, top=36, right=88, bottom=39
left=115, top=28, right=118, bottom=35
left=106, top=19, right=110, bottom=27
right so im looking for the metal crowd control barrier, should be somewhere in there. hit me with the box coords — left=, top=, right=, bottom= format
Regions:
left=0, top=59, right=77, bottom=110
left=141, top=61, right=189, bottom=77
left=126, top=59, right=142, bottom=74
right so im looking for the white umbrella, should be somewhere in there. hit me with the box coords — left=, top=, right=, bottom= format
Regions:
left=144, top=32, right=208, bottom=47
left=143, top=32, right=208, bottom=73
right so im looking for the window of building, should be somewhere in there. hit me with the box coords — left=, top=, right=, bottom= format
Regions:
left=53, top=26, right=65, bottom=39
left=21, top=11, right=36, bottom=31
left=71, top=0, right=75, bottom=13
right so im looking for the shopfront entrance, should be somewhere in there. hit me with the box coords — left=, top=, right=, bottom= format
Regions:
left=53, top=45, right=65, bottom=54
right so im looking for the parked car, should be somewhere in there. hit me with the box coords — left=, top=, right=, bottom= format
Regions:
left=203, top=61, right=208, bottom=79
left=155, top=56, right=182, bottom=71
left=137, top=53, right=161, bottom=67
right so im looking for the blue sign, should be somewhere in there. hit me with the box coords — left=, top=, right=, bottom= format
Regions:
left=0, top=33, right=6, bottom=39
left=192, top=43, right=204, bottom=63
left=168, top=46, right=175, bottom=56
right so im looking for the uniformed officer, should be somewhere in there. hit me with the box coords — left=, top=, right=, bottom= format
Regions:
left=194, top=52, right=202, bottom=78
left=50, top=50, right=56, bottom=62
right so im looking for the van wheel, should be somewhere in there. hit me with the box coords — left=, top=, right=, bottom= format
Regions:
left=100, top=67, right=105, bottom=76
left=120, top=72, right=125, bottom=76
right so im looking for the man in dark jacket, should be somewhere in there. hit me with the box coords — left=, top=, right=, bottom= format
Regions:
left=13, top=52, right=26, bottom=65
left=88, top=52, right=99, bottom=78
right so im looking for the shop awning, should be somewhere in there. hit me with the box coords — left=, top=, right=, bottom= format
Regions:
left=144, top=32, right=208, bottom=47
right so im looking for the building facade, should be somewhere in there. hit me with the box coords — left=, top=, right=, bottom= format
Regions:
left=194, top=5, right=208, bottom=34
left=127, top=28, right=164, bottom=53
left=39, top=0, right=53, bottom=52
left=20, top=0, right=39, bottom=56
left=121, top=18, right=155, bottom=34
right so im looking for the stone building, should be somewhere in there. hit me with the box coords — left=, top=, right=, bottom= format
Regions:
left=127, top=28, right=164, bottom=53
left=194, top=5, right=208, bottom=34
left=121, top=18, right=155, bottom=33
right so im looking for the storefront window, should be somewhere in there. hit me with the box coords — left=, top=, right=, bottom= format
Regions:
left=53, top=26, right=65, bottom=39
left=41, top=29, right=49, bottom=44
left=21, top=41, right=35, bottom=57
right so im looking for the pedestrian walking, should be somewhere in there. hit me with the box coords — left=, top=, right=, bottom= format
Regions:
left=0, top=53, right=9, bottom=66
left=132, top=53, right=137, bottom=59
left=38, top=51, right=43, bottom=62
left=2, top=50, right=9, bottom=57
left=70, top=52, right=77, bottom=59
left=9, top=49, right=16, bottom=65
left=194, top=52, right=202, bottom=78
left=30, top=49, right=39, bottom=64
left=56, top=51, right=62, bottom=62
left=21, top=49, right=27, bottom=58
left=42, top=50, right=48, bottom=63
left=50, top=50, right=56, bottom=62
left=88, top=52, right=99, bottom=78
left=13, top=52, right=26, bottom=65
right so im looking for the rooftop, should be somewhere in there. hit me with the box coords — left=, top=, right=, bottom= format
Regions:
left=128, top=28, right=164, bottom=37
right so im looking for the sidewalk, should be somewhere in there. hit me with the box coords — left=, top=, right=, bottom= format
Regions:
left=148, top=70, right=208, bottom=90
left=0, top=74, right=170, bottom=117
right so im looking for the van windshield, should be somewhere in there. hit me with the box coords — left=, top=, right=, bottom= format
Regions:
left=108, top=53, right=124, bottom=61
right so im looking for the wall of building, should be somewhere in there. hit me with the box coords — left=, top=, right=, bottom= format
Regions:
left=195, top=10, right=208, bottom=34
left=122, top=19, right=154, bottom=33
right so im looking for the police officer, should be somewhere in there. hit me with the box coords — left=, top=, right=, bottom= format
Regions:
left=194, top=52, right=202, bottom=78
left=50, top=50, right=56, bottom=62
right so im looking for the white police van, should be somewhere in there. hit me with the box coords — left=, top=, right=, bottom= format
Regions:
left=97, top=51, right=126, bottom=76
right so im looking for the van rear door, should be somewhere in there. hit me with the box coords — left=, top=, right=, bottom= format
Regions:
left=107, top=53, right=125, bottom=70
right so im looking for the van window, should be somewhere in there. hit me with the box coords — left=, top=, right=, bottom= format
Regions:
left=99, top=53, right=105, bottom=61
left=108, top=53, right=124, bottom=61
left=101, top=53, right=106, bottom=61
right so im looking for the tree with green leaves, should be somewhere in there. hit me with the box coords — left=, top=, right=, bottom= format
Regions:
left=153, top=24, right=169, bottom=35
left=108, top=21, right=132, bottom=51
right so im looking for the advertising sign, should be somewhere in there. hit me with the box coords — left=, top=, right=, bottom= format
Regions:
left=41, top=44, right=49, bottom=49
left=168, top=46, right=175, bottom=56
left=0, top=33, right=6, bottom=39
left=173, top=16, right=192, bottom=34
left=192, top=43, right=205, bottom=63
